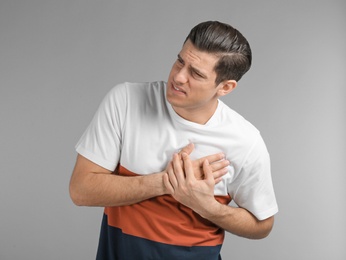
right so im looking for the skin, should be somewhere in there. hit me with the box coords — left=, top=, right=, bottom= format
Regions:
left=164, top=40, right=274, bottom=238
left=70, top=39, right=274, bottom=240
left=69, top=143, right=229, bottom=207
left=164, top=153, right=274, bottom=239
left=166, top=40, right=237, bottom=124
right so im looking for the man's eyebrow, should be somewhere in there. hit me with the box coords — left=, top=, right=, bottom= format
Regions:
left=177, top=54, right=184, bottom=64
left=190, top=66, right=207, bottom=78
left=177, top=54, right=207, bottom=79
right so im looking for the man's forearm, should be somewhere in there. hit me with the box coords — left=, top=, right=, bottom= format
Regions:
left=70, top=144, right=229, bottom=207
left=164, top=152, right=274, bottom=240
left=70, top=171, right=166, bottom=207
left=199, top=202, right=274, bottom=239
left=69, top=154, right=167, bottom=207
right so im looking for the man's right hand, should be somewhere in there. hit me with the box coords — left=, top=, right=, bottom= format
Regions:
left=168, top=143, right=230, bottom=184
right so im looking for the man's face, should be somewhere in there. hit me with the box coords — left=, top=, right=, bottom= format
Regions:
left=166, top=40, right=224, bottom=123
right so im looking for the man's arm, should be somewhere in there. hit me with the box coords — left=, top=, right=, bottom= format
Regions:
left=163, top=152, right=274, bottom=239
left=69, top=154, right=166, bottom=207
left=204, top=201, right=274, bottom=239
left=69, top=144, right=230, bottom=207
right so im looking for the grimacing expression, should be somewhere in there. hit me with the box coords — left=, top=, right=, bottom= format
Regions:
left=166, top=40, right=235, bottom=122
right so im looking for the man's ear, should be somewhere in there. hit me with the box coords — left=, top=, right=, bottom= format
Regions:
left=217, top=80, right=237, bottom=97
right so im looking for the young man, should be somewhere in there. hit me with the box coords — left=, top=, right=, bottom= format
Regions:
left=70, top=21, right=278, bottom=259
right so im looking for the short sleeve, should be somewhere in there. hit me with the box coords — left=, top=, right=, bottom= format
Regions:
left=228, top=136, right=278, bottom=220
left=75, top=84, right=127, bottom=171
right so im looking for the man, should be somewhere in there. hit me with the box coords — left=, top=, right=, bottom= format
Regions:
left=70, top=21, right=278, bottom=259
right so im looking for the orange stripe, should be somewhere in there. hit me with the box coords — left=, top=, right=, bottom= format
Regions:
left=105, top=165, right=232, bottom=246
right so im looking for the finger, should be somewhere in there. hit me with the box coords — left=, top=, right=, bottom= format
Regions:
left=167, top=161, right=178, bottom=188
left=197, top=152, right=225, bottom=167
left=212, top=167, right=228, bottom=182
left=163, top=173, right=174, bottom=194
left=202, top=159, right=214, bottom=182
left=181, top=152, right=195, bottom=181
left=209, top=159, right=230, bottom=172
left=172, top=153, right=185, bottom=183
left=179, top=143, right=194, bottom=156
left=214, top=177, right=223, bottom=184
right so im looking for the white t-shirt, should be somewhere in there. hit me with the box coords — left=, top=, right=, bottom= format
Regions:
left=76, top=81, right=278, bottom=221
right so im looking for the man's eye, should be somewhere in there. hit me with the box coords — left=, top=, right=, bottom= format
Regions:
left=192, top=71, right=202, bottom=78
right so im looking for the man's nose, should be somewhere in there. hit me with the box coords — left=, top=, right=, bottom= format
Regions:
left=174, top=67, right=188, bottom=85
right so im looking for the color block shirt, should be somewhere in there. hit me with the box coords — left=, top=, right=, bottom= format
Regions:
left=76, top=81, right=278, bottom=259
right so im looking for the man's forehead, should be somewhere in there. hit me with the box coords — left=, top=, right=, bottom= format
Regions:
left=179, top=42, right=218, bottom=72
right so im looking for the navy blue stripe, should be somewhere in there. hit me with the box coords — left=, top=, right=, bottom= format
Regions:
left=96, top=214, right=222, bottom=260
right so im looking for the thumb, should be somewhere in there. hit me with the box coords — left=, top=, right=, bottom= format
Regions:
left=179, top=143, right=194, bottom=156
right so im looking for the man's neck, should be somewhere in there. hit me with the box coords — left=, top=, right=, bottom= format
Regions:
left=171, top=100, right=219, bottom=125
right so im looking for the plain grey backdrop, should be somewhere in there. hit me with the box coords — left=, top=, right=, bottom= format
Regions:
left=1, top=0, right=345, bottom=259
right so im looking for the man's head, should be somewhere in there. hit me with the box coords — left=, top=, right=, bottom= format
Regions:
left=166, top=21, right=252, bottom=124
left=185, top=21, right=252, bottom=84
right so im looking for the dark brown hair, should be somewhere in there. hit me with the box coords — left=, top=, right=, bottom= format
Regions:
left=185, top=21, right=252, bottom=84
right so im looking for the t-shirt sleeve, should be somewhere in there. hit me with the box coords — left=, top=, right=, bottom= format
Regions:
left=228, top=136, right=278, bottom=220
left=75, top=84, right=127, bottom=171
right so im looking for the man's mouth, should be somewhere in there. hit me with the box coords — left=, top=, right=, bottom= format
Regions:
left=172, top=84, right=186, bottom=94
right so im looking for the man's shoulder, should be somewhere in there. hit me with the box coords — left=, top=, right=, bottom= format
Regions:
left=119, top=81, right=166, bottom=90
left=106, top=81, right=167, bottom=112
left=106, top=81, right=166, bottom=100
left=217, top=101, right=262, bottom=148
left=220, top=101, right=259, bottom=132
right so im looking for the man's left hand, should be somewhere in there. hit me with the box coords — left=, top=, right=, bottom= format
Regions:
left=163, top=152, right=219, bottom=215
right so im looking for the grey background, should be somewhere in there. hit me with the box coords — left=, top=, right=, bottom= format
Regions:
left=1, top=0, right=345, bottom=259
